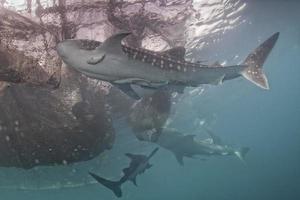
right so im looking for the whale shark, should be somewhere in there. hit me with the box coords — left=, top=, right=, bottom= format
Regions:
left=155, top=128, right=249, bottom=165
left=89, top=147, right=159, bottom=198
left=57, top=32, right=279, bottom=99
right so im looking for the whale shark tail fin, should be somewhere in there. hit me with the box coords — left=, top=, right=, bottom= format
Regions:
left=234, top=147, right=250, bottom=164
left=89, top=172, right=122, bottom=198
left=241, top=32, right=279, bottom=90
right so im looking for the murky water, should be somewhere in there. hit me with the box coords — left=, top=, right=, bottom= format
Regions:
left=0, top=0, right=299, bottom=199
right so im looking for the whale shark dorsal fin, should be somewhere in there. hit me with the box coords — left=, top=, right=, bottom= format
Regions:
left=162, top=46, right=186, bottom=60
left=99, top=32, right=131, bottom=54
left=184, top=134, right=196, bottom=142
left=205, top=128, right=223, bottom=145
left=122, top=167, right=131, bottom=176
left=87, top=54, right=106, bottom=65
left=113, top=83, right=141, bottom=100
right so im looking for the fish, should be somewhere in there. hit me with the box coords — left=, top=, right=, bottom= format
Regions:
left=89, top=147, right=159, bottom=198
left=57, top=32, right=279, bottom=99
left=155, top=128, right=249, bottom=165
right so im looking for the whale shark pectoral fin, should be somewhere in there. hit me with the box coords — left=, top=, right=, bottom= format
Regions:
left=174, top=153, right=184, bottom=166
left=113, top=83, right=141, bottom=100
left=211, top=74, right=225, bottom=85
left=131, top=177, right=138, bottom=186
left=87, top=54, right=106, bottom=65
left=99, top=32, right=131, bottom=54
left=131, top=84, right=158, bottom=98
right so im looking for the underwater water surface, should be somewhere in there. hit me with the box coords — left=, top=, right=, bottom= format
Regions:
left=0, top=0, right=299, bottom=200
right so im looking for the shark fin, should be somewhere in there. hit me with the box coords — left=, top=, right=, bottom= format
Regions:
left=131, top=177, right=138, bottom=186
left=175, top=153, right=184, bottom=166
left=241, top=32, right=279, bottom=90
left=125, top=153, right=146, bottom=162
left=130, top=84, right=157, bottom=98
left=184, top=134, right=196, bottom=142
left=204, top=128, right=223, bottom=145
left=234, top=147, right=250, bottom=164
left=211, top=74, right=225, bottom=85
left=146, top=163, right=153, bottom=169
left=122, top=167, right=131, bottom=176
left=87, top=54, right=106, bottom=65
left=162, top=47, right=186, bottom=60
left=89, top=172, right=122, bottom=198
left=100, top=32, right=131, bottom=54
left=113, top=83, right=141, bottom=100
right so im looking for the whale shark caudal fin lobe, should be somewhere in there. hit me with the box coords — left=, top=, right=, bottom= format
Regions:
left=241, top=32, right=279, bottom=89
left=234, top=147, right=250, bottom=164
left=89, top=172, right=122, bottom=198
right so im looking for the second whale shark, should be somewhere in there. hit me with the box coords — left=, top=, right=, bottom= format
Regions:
left=155, top=128, right=249, bottom=165
left=57, top=32, right=279, bottom=99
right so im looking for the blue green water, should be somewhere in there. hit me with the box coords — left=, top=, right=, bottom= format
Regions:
left=1, top=0, right=300, bottom=199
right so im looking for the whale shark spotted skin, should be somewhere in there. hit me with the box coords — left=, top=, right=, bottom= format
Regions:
left=57, top=32, right=279, bottom=99
left=121, top=45, right=204, bottom=73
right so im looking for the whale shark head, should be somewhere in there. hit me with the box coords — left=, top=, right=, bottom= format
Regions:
left=56, top=40, right=75, bottom=66
left=57, top=39, right=103, bottom=71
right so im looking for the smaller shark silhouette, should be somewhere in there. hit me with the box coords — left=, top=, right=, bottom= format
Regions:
left=155, top=128, right=249, bottom=165
left=89, top=147, right=159, bottom=198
